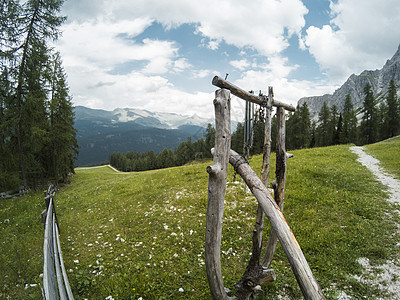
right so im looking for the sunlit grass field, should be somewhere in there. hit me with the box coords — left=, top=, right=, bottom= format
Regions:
left=365, top=136, right=400, bottom=179
left=1, top=140, right=399, bottom=299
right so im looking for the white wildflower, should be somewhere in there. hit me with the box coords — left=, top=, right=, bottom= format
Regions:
left=178, top=288, right=184, bottom=292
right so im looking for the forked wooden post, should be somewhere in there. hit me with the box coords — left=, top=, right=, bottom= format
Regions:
left=262, top=106, right=287, bottom=268
left=205, top=88, right=232, bottom=300
left=234, top=89, right=275, bottom=299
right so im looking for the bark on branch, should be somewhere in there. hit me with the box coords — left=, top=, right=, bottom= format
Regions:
left=229, top=150, right=324, bottom=300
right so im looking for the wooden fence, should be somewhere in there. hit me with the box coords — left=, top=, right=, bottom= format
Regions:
left=41, top=185, right=74, bottom=300
left=205, top=76, right=324, bottom=299
left=0, top=187, right=28, bottom=199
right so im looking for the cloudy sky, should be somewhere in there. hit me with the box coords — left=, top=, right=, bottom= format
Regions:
left=55, top=0, right=400, bottom=122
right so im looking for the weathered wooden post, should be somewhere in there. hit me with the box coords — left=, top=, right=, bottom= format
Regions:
left=262, top=106, right=287, bottom=268
left=234, top=88, right=275, bottom=299
left=205, top=88, right=232, bottom=300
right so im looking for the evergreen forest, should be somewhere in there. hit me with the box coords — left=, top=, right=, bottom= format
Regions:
left=0, top=0, right=77, bottom=191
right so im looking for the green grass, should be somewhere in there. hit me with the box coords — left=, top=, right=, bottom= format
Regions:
left=1, top=142, right=399, bottom=299
left=365, top=135, right=400, bottom=179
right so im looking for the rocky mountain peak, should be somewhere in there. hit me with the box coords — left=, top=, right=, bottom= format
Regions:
left=299, top=44, right=400, bottom=121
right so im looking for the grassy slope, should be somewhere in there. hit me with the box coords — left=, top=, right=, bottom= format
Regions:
left=365, top=135, right=400, bottom=179
left=1, top=143, right=399, bottom=299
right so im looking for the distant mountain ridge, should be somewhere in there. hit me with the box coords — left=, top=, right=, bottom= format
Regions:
left=75, top=106, right=212, bottom=129
left=74, top=106, right=212, bottom=166
left=299, top=44, right=400, bottom=120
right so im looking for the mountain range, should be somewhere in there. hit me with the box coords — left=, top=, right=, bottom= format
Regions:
left=299, top=44, right=400, bottom=120
left=74, top=106, right=212, bottom=166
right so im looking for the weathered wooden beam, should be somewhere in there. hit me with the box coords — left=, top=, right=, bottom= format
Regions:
left=43, top=198, right=59, bottom=300
left=262, top=106, right=287, bottom=268
left=54, top=221, right=74, bottom=299
left=53, top=216, right=67, bottom=300
left=212, top=76, right=295, bottom=111
left=229, top=149, right=324, bottom=300
left=205, top=88, right=232, bottom=300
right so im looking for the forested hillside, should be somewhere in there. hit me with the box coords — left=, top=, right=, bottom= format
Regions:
left=0, top=0, right=77, bottom=191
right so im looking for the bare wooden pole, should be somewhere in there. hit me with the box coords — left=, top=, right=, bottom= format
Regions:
left=212, top=76, right=295, bottom=112
left=261, top=88, right=274, bottom=186
left=205, top=88, right=231, bottom=300
left=262, top=106, right=287, bottom=267
left=234, top=89, right=275, bottom=299
left=229, top=149, right=324, bottom=300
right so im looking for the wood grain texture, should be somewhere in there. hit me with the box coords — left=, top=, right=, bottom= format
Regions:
left=205, top=89, right=232, bottom=300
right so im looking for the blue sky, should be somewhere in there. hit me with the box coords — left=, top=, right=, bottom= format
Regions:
left=56, top=0, right=400, bottom=122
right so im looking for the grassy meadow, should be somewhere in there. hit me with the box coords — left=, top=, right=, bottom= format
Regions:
left=1, top=139, right=400, bottom=299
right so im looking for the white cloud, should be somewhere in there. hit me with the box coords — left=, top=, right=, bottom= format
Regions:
left=191, top=69, right=213, bottom=79
left=303, top=0, right=400, bottom=83
left=56, top=0, right=310, bottom=118
left=230, top=59, right=251, bottom=71
left=64, top=0, right=308, bottom=57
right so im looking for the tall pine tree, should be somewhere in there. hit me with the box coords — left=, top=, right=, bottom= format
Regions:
left=360, top=83, right=378, bottom=145
left=0, top=0, right=77, bottom=190
left=48, top=52, right=78, bottom=183
left=386, top=79, right=399, bottom=138
left=316, top=102, right=331, bottom=146
left=340, top=94, right=358, bottom=144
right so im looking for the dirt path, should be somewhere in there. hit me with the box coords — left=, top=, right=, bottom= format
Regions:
left=350, top=146, right=400, bottom=204
left=75, top=165, right=120, bottom=172
left=349, top=146, right=400, bottom=299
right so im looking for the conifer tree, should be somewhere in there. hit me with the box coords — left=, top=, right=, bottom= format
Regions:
left=48, top=52, right=78, bottom=183
left=299, top=102, right=312, bottom=148
left=360, top=83, right=378, bottom=145
left=377, top=101, right=389, bottom=141
left=386, top=79, right=399, bottom=138
left=204, top=123, right=215, bottom=157
left=340, top=94, right=358, bottom=144
left=231, top=122, right=244, bottom=154
left=0, top=0, right=66, bottom=187
left=14, top=0, right=66, bottom=186
left=329, top=105, right=339, bottom=145
left=316, top=102, right=331, bottom=146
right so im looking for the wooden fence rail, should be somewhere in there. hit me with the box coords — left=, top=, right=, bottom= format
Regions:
left=42, top=185, right=74, bottom=300
left=0, top=187, right=28, bottom=199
